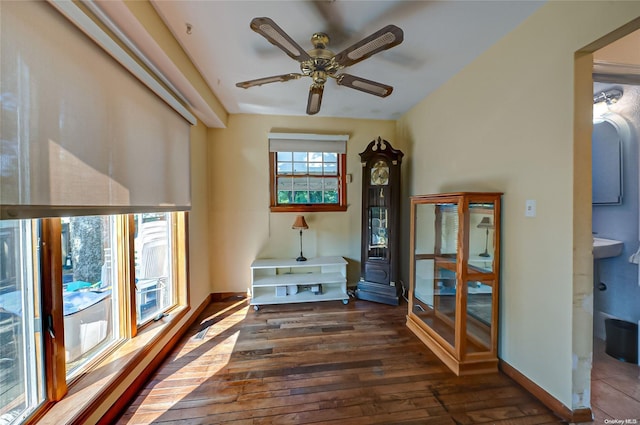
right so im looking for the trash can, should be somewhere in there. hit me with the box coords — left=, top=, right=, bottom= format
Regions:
left=605, top=318, right=638, bottom=364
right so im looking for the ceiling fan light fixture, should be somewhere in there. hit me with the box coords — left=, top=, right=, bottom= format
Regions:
left=312, top=70, right=328, bottom=84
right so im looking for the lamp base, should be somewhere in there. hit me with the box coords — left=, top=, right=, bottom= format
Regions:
left=479, top=252, right=490, bottom=258
left=296, top=255, right=307, bottom=262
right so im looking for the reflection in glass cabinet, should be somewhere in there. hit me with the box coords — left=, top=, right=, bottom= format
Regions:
left=407, top=192, right=502, bottom=375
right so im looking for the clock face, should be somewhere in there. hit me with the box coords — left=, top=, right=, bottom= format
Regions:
left=371, top=160, right=389, bottom=185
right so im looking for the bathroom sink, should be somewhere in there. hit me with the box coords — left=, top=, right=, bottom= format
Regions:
left=593, top=237, right=624, bottom=259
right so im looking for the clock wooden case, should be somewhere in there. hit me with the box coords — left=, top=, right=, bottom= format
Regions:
left=356, top=137, right=403, bottom=305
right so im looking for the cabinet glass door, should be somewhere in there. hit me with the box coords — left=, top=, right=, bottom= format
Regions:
left=466, top=280, right=493, bottom=352
left=466, top=202, right=496, bottom=353
left=412, top=202, right=459, bottom=348
left=469, top=203, right=495, bottom=272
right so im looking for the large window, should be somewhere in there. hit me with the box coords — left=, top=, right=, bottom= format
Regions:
left=0, top=212, right=187, bottom=424
left=269, top=133, right=348, bottom=212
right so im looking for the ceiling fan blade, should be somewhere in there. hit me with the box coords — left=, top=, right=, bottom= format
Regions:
left=250, top=17, right=312, bottom=62
left=337, top=74, right=393, bottom=97
left=236, top=73, right=303, bottom=89
left=306, top=84, right=324, bottom=115
left=310, top=1, right=351, bottom=47
left=334, top=25, right=403, bottom=67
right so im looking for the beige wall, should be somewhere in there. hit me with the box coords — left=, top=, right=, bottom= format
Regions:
left=208, top=114, right=397, bottom=291
left=188, top=119, right=212, bottom=305
left=397, top=1, right=640, bottom=411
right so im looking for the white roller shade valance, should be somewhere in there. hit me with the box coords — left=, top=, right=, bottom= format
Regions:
left=268, top=133, right=348, bottom=153
left=0, top=1, right=192, bottom=219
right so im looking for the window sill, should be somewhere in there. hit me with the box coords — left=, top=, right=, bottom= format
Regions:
left=32, top=305, right=189, bottom=425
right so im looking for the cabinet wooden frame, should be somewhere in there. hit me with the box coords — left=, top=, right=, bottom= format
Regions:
left=407, top=192, right=502, bottom=375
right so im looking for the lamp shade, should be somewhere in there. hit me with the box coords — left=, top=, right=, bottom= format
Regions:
left=292, top=215, right=309, bottom=230
left=477, top=217, right=494, bottom=229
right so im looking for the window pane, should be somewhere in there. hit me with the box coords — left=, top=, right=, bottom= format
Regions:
left=309, top=191, right=323, bottom=203
left=308, top=162, right=322, bottom=175
left=323, top=163, right=337, bottom=175
left=277, top=177, right=293, bottom=190
left=323, top=152, right=337, bottom=162
left=276, top=152, right=292, bottom=161
left=293, top=152, right=307, bottom=162
left=277, top=162, right=293, bottom=174
left=308, top=152, right=323, bottom=162
left=134, top=213, right=173, bottom=325
left=278, top=191, right=292, bottom=204
left=309, top=178, right=323, bottom=190
left=293, top=191, right=310, bottom=203
left=293, top=162, right=307, bottom=174
left=325, top=191, right=338, bottom=203
left=0, top=220, right=45, bottom=422
left=64, top=216, right=120, bottom=379
left=292, top=178, right=309, bottom=191
left=324, top=178, right=338, bottom=190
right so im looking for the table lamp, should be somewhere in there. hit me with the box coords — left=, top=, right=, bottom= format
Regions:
left=292, top=215, right=309, bottom=261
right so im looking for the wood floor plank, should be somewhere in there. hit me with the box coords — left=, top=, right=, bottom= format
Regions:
left=591, top=379, right=640, bottom=419
left=116, top=297, right=563, bottom=424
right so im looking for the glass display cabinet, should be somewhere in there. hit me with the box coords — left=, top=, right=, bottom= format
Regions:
left=407, top=192, right=502, bottom=375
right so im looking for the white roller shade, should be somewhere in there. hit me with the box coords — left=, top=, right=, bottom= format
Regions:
left=0, top=1, right=191, bottom=219
left=268, top=133, right=348, bottom=153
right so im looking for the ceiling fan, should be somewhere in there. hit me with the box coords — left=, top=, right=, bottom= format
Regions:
left=236, top=17, right=404, bottom=115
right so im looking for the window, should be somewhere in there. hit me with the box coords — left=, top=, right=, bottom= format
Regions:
left=0, top=212, right=187, bottom=424
left=269, top=133, right=348, bottom=212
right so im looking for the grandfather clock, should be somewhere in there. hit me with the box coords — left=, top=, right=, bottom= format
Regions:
left=356, top=137, right=403, bottom=305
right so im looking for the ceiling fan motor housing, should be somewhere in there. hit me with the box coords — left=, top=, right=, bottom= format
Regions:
left=300, top=33, right=342, bottom=84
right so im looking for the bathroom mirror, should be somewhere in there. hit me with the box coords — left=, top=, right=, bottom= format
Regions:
left=592, top=118, right=625, bottom=205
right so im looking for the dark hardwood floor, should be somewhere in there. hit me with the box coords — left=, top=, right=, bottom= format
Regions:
left=117, top=296, right=564, bottom=424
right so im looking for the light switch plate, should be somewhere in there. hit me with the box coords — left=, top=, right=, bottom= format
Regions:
left=525, top=199, right=536, bottom=217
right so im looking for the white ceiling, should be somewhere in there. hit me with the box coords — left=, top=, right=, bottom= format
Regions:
left=150, top=1, right=544, bottom=121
